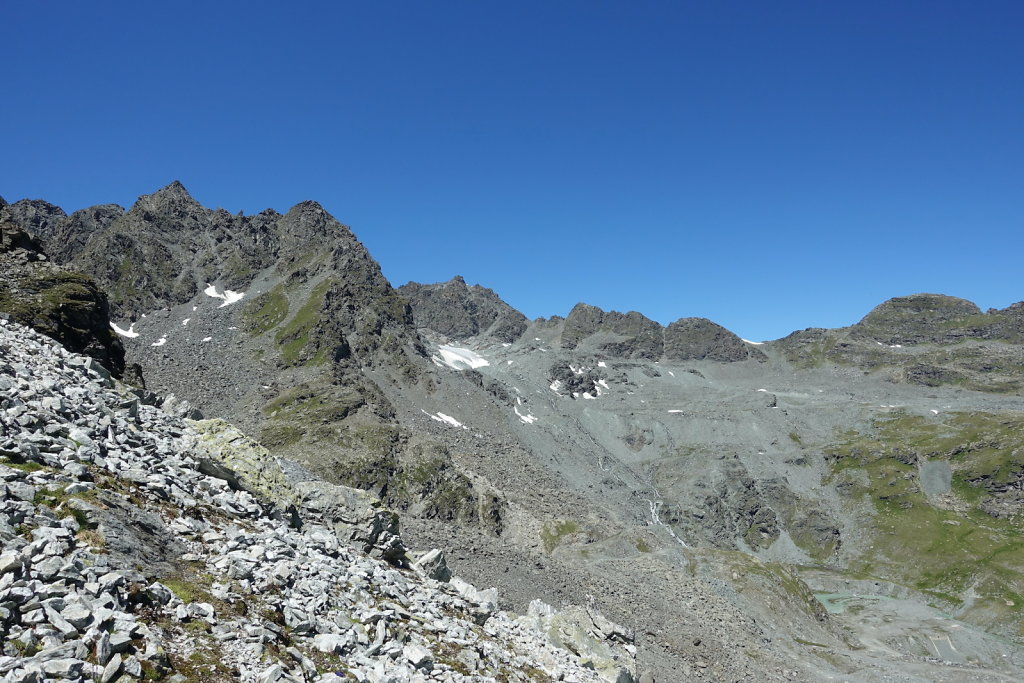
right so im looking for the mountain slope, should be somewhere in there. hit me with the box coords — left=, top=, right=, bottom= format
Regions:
left=0, top=317, right=637, bottom=683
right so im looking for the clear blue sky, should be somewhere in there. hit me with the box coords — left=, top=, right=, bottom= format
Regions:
left=3, top=1, right=1022, bottom=341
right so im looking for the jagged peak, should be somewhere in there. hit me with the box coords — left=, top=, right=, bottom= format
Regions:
left=156, top=179, right=191, bottom=197
left=5, top=198, right=67, bottom=217
left=131, top=181, right=202, bottom=216
left=289, top=199, right=327, bottom=214
left=149, top=180, right=194, bottom=201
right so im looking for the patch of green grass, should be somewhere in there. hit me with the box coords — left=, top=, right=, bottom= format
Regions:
left=0, top=457, right=48, bottom=472
left=274, top=278, right=335, bottom=366
left=259, top=384, right=366, bottom=450
left=635, top=537, right=652, bottom=553
left=242, top=286, right=289, bottom=335
left=161, top=574, right=216, bottom=605
left=258, top=424, right=304, bottom=449
left=541, top=520, right=581, bottom=553
left=825, top=409, right=1024, bottom=634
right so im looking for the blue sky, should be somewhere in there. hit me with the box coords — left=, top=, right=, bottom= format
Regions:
left=3, top=1, right=1022, bottom=341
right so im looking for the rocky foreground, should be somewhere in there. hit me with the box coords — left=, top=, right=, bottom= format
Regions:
left=0, top=316, right=637, bottom=682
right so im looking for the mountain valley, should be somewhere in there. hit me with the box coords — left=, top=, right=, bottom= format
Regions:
left=2, top=183, right=1023, bottom=682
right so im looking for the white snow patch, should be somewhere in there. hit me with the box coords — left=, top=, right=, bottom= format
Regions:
left=502, top=343, right=511, bottom=348
left=437, top=345, right=489, bottom=370
left=931, top=409, right=939, bottom=415
left=151, top=337, right=167, bottom=347
left=668, top=371, right=675, bottom=377
left=756, top=388, right=768, bottom=392
left=192, top=306, right=198, bottom=312
left=890, top=344, right=903, bottom=348
left=597, top=361, right=607, bottom=368
left=507, top=360, right=513, bottom=366
left=667, top=410, right=684, bottom=414
left=741, top=339, right=765, bottom=345
left=435, top=412, right=465, bottom=429
left=228, top=326, right=238, bottom=330
left=597, top=379, right=610, bottom=390
left=202, top=336, right=212, bottom=342
left=110, top=322, right=139, bottom=338
left=204, top=283, right=246, bottom=307
left=534, top=337, right=541, bottom=341
left=514, top=405, right=538, bottom=424
left=549, top=380, right=563, bottom=393
left=420, top=409, right=467, bottom=430
left=141, top=314, right=146, bottom=318
left=582, top=392, right=596, bottom=400
left=181, top=318, right=190, bottom=326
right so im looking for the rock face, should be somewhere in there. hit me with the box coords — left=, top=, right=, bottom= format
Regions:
left=852, top=293, right=985, bottom=345
left=561, top=303, right=664, bottom=360
left=0, top=198, right=67, bottom=240
left=0, top=317, right=634, bottom=683
left=849, top=293, right=1024, bottom=346
left=0, top=219, right=125, bottom=377
left=398, top=275, right=528, bottom=343
left=560, top=303, right=761, bottom=362
left=664, top=317, right=763, bottom=362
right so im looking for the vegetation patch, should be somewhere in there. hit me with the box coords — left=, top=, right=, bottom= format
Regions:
left=541, top=520, right=581, bottom=553
left=242, top=285, right=289, bottom=335
left=825, top=409, right=1024, bottom=634
left=259, top=384, right=365, bottom=449
left=273, top=278, right=336, bottom=366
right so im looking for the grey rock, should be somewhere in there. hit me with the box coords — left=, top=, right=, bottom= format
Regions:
left=398, top=276, right=528, bottom=343
left=412, top=548, right=451, bottom=582
left=100, top=652, right=122, bottom=683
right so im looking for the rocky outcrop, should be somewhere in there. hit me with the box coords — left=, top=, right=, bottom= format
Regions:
left=0, top=219, right=125, bottom=377
left=191, top=419, right=408, bottom=564
left=560, top=303, right=760, bottom=363
left=399, top=275, right=528, bottom=343
left=561, top=303, right=664, bottom=360
left=0, top=317, right=633, bottom=683
left=0, top=198, right=67, bottom=241
left=664, top=317, right=763, bottom=362
left=852, top=294, right=986, bottom=345
left=773, top=293, right=1024, bottom=392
